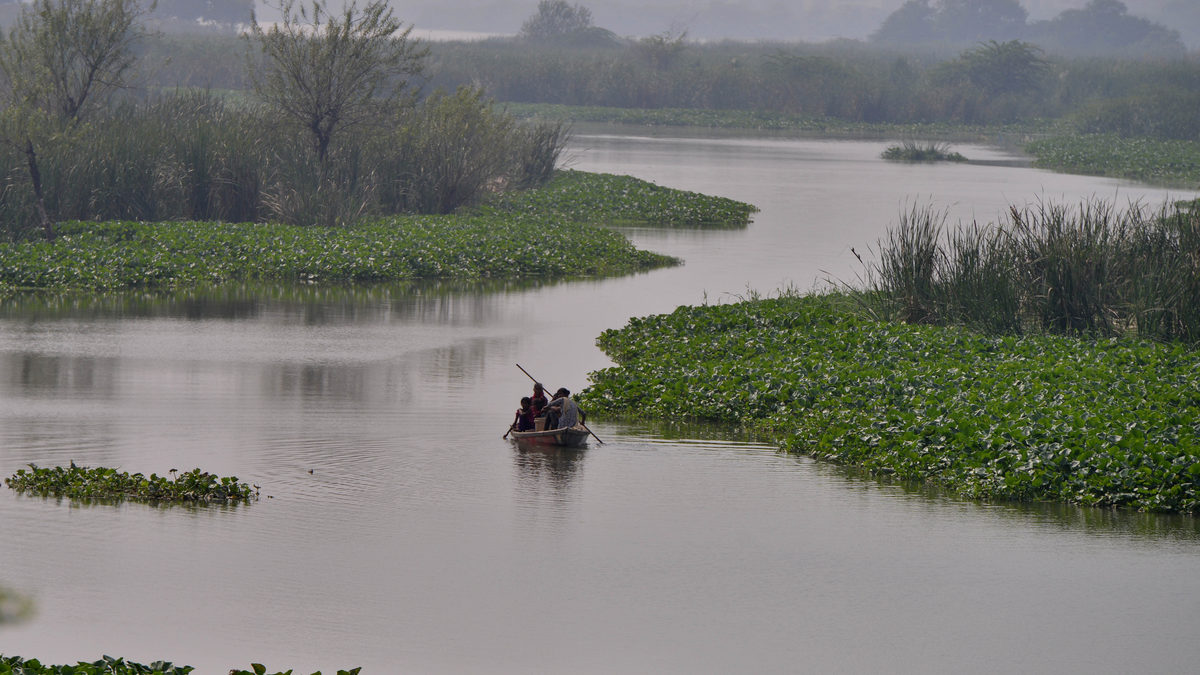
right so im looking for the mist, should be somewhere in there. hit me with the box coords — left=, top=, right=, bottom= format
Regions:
left=369, top=0, right=1200, bottom=48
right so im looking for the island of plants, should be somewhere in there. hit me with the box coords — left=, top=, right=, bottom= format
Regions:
left=5, top=463, right=256, bottom=504
left=580, top=293, right=1200, bottom=513
left=881, top=140, right=968, bottom=163
left=0, top=170, right=763, bottom=295
left=0, top=657, right=359, bottom=675
left=581, top=196, right=1200, bottom=514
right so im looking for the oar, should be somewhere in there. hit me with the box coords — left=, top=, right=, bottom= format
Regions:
left=503, top=421, right=516, bottom=439
left=513, top=363, right=605, bottom=445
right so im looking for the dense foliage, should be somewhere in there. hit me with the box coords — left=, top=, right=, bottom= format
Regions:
left=0, top=656, right=192, bottom=674
left=0, top=170, right=762, bottom=293
left=483, top=170, right=758, bottom=227
left=5, top=463, right=255, bottom=503
left=1027, top=134, right=1200, bottom=186
left=581, top=294, right=1200, bottom=513
left=0, top=216, right=671, bottom=293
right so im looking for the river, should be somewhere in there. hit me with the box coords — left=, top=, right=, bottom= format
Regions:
left=1, top=132, right=1198, bottom=674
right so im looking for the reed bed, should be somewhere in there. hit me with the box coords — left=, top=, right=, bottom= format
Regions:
left=862, top=198, right=1200, bottom=343
left=0, top=89, right=567, bottom=237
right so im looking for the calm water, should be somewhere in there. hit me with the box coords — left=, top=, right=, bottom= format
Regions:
left=2, top=134, right=1198, bottom=674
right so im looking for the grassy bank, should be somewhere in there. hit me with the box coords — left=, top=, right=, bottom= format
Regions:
left=580, top=294, right=1200, bottom=513
left=0, top=171, right=756, bottom=294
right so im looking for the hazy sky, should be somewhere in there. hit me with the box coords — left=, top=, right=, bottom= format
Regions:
left=374, top=0, right=1198, bottom=45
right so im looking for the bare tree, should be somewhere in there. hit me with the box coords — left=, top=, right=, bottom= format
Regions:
left=248, top=0, right=427, bottom=165
left=0, top=0, right=151, bottom=238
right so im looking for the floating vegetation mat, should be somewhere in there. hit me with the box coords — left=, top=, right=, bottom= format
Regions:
left=580, top=294, right=1200, bottom=513
left=5, top=463, right=256, bottom=505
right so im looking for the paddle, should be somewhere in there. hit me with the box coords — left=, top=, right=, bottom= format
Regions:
left=514, top=363, right=605, bottom=445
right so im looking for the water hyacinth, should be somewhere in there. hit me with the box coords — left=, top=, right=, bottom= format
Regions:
left=0, top=206, right=680, bottom=294
left=580, top=294, right=1200, bottom=513
left=0, top=655, right=194, bottom=674
left=5, top=463, right=256, bottom=504
left=482, top=170, right=758, bottom=228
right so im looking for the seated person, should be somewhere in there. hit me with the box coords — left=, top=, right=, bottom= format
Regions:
left=513, top=397, right=536, bottom=432
left=543, top=387, right=585, bottom=430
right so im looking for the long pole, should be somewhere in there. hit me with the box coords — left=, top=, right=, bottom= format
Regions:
left=513, top=363, right=605, bottom=445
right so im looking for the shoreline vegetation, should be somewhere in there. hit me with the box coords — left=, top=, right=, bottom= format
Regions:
left=580, top=196, right=1200, bottom=514
left=579, top=292, right=1200, bottom=514
left=0, top=171, right=756, bottom=296
left=507, top=104, right=1200, bottom=188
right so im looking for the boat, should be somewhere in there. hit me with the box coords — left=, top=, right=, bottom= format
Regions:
left=509, top=424, right=590, bottom=449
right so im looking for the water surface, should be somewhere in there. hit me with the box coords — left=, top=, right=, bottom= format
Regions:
left=1, top=134, right=1197, bottom=674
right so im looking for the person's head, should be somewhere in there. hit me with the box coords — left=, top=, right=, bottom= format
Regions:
left=533, top=383, right=544, bottom=395
left=555, top=387, right=570, bottom=398
left=520, top=396, right=531, bottom=409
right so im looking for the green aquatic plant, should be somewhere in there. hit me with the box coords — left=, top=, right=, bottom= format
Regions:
left=1026, top=134, right=1200, bottom=187
left=0, top=657, right=361, bottom=675
left=0, top=586, right=33, bottom=626
left=0, top=209, right=677, bottom=292
left=5, top=463, right=255, bottom=504
left=881, top=140, right=967, bottom=163
left=581, top=294, right=1200, bottom=513
left=482, top=170, right=758, bottom=228
left=0, top=656, right=192, bottom=674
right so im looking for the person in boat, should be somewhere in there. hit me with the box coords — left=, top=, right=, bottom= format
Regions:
left=530, top=382, right=549, bottom=428
left=543, top=387, right=585, bottom=430
left=512, top=397, right=536, bottom=432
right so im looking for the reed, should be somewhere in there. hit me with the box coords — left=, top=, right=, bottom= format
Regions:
left=863, top=198, right=1200, bottom=343
left=0, top=88, right=567, bottom=234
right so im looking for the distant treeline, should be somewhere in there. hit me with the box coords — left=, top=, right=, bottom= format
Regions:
left=138, top=33, right=1200, bottom=138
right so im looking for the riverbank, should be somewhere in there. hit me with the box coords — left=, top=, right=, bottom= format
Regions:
left=0, top=171, right=755, bottom=296
left=579, top=293, right=1200, bottom=513
left=511, top=103, right=1200, bottom=188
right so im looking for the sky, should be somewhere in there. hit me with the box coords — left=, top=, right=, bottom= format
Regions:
left=372, top=0, right=1199, bottom=46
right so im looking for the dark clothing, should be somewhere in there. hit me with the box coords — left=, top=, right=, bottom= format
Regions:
left=530, top=393, right=548, bottom=418
left=514, top=408, right=535, bottom=432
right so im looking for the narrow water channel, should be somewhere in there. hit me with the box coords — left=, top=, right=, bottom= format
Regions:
left=0, top=133, right=1197, bottom=674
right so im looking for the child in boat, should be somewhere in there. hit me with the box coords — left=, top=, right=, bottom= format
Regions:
left=513, top=396, right=536, bottom=432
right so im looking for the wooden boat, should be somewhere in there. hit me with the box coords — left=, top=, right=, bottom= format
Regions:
left=509, top=424, right=590, bottom=449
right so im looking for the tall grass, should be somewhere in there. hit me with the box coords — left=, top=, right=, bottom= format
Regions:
left=863, top=198, right=1200, bottom=342
left=0, top=88, right=566, bottom=235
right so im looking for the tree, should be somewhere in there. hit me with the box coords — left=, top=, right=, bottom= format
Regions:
left=1029, top=0, right=1184, bottom=58
left=1, top=0, right=150, bottom=121
left=872, top=0, right=1027, bottom=46
left=957, top=40, right=1047, bottom=95
left=248, top=0, right=427, bottom=165
left=934, top=0, right=1026, bottom=42
left=519, top=0, right=591, bottom=41
left=0, top=0, right=151, bottom=238
left=872, top=0, right=935, bottom=44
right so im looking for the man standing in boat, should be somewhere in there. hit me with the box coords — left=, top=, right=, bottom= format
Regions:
left=543, top=387, right=585, bottom=430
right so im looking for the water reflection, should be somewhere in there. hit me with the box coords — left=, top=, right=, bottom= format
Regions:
left=512, top=446, right=586, bottom=508
left=0, top=279, right=566, bottom=325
